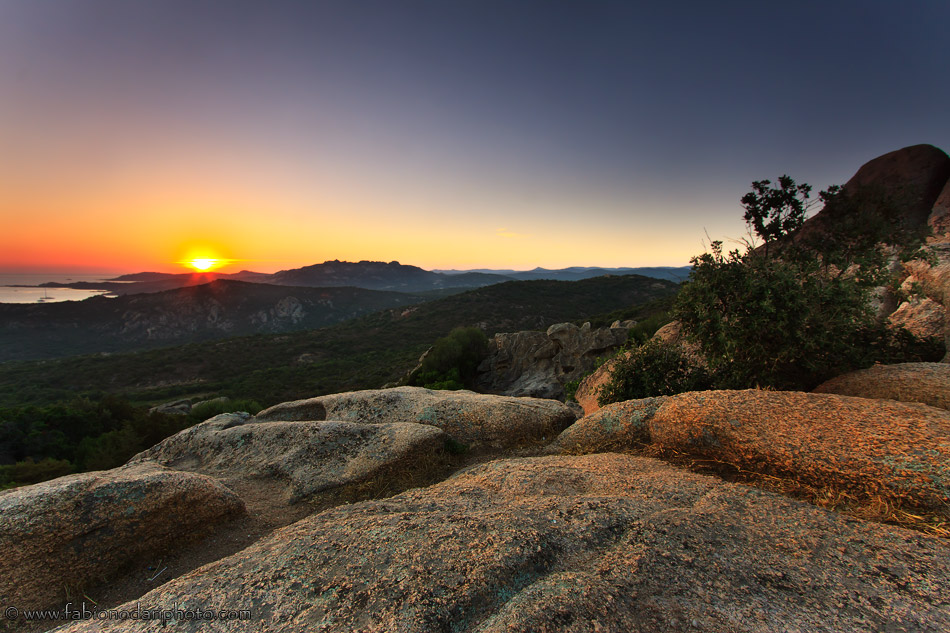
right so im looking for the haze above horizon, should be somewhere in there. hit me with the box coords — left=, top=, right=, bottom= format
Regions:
left=2, top=1, right=948, bottom=275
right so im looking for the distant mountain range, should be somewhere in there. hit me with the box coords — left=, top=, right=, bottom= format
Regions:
left=34, top=261, right=691, bottom=296
left=0, top=272, right=682, bottom=363
left=0, top=280, right=433, bottom=361
left=0, top=260, right=690, bottom=362
left=432, top=266, right=692, bottom=283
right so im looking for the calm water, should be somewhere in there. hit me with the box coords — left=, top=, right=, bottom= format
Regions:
left=0, top=274, right=122, bottom=304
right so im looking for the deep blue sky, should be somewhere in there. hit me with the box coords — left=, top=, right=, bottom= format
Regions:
left=2, top=1, right=948, bottom=272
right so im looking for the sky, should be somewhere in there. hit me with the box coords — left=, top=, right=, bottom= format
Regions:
left=1, top=1, right=948, bottom=274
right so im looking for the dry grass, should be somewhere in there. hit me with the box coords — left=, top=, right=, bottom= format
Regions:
left=641, top=445, right=950, bottom=538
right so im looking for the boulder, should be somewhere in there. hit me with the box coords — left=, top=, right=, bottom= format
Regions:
left=902, top=245, right=950, bottom=310
left=475, top=330, right=558, bottom=398
left=55, top=454, right=950, bottom=633
left=255, top=386, right=577, bottom=448
left=889, top=297, right=946, bottom=341
left=548, top=390, right=950, bottom=514
left=474, top=322, right=631, bottom=399
left=149, top=398, right=192, bottom=415
left=651, top=319, right=706, bottom=364
left=814, top=362, right=950, bottom=411
left=799, top=144, right=950, bottom=243
left=651, top=319, right=683, bottom=344
left=548, top=396, right=669, bottom=453
left=131, top=412, right=447, bottom=503
left=0, top=462, right=244, bottom=615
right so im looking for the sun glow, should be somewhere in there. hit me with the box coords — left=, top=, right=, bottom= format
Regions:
left=177, top=243, right=233, bottom=273
left=188, top=257, right=220, bottom=271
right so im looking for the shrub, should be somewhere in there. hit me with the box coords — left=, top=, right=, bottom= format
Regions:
left=674, top=241, right=881, bottom=389
left=76, top=426, right=142, bottom=471
left=0, top=457, right=73, bottom=489
left=410, top=327, right=489, bottom=390
left=415, top=367, right=466, bottom=391
left=597, top=339, right=711, bottom=406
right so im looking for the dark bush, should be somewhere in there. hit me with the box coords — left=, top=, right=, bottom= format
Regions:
left=597, top=339, right=711, bottom=405
left=410, top=327, right=489, bottom=390
left=0, top=457, right=73, bottom=489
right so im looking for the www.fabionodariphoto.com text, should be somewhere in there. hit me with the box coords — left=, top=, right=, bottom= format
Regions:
left=3, top=602, right=251, bottom=625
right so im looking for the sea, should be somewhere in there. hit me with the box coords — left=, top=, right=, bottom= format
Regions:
left=0, top=273, right=123, bottom=304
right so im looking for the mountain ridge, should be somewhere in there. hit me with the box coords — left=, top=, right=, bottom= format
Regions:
left=24, top=262, right=692, bottom=296
left=0, top=279, right=436, bottom=362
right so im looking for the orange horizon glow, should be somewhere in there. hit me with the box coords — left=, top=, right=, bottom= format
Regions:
left=0, top=135, right=722, bottom=276
left=0, top=198, right=706, bottom=275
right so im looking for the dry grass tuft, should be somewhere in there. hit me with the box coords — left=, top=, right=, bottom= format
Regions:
left=640, top=445, right=950, bottom=538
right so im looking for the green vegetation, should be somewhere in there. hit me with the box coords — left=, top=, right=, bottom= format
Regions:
left=598, top=177, right=944, bottom=406
left=739, top=174, right=813, bottom=258
left=597, top=338, right=711, bottom=405
left=0, top=396, right=183, bottom=488
left=0, top=395, right=263, bottom=489
left=409, top=327, right=489, bottom=390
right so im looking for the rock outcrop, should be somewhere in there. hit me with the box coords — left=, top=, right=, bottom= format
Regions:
left=548, top=396, right=669, bottom=453
left=256, top=386, right=577, bottom=448
left=55, top=453, right=950, bottom=633
left=794, top=144, right=950, bottom=246
left=888, top=295, right=946, bottom=340
left=899, top=241, right=950, bottom=362
left=131, top=412, right=447, bottom=504
left=473, top=321, right=632, bottom=399
left=813, top=362, right=950, bottom=411
left=891, top=171, right=950, bottom=360
left=0, top=462, right=244, bottom=615
left=148, top=398, right=193, bottom=415
left=548, top=390, right=950, bottom=514
left=148, top=396, right=230, bottom=416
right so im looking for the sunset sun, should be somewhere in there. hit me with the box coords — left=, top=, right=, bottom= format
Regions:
left=188, top=257, right=220, bottom=272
